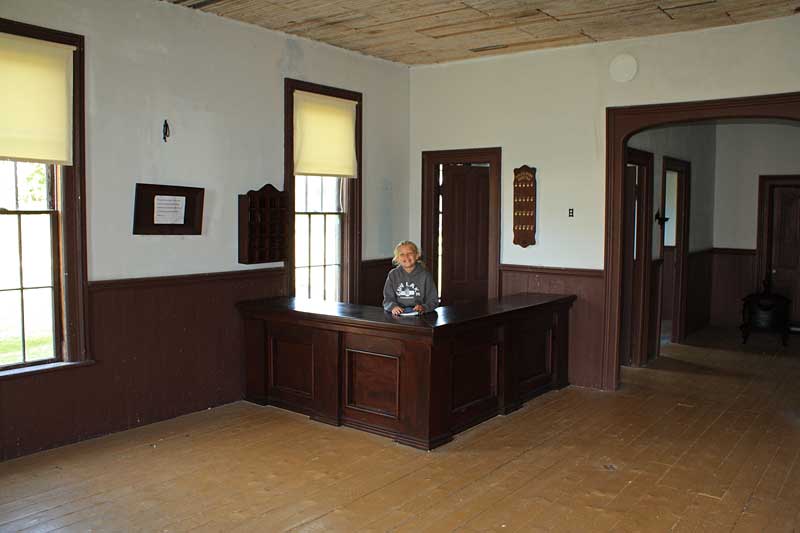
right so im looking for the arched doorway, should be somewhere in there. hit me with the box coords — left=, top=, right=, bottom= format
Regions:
left=602, top=92, right=800, bottom=390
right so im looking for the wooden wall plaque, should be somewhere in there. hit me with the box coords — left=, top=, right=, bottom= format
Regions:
left=513, top=165, right=536, bottom=247
left=132, top=183, right=205, bottom=235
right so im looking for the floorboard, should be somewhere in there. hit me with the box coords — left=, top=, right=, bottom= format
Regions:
left=1, top=327, right=799, bottom=532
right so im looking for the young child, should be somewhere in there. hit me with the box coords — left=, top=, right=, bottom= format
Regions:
left=383, top=240, right=439, bottom=316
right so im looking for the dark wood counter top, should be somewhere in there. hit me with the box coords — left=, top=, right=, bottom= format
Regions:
left=237, top=292, right=576, bottom=335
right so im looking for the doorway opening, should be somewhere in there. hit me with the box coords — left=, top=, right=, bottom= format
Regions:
left=421, top=148, right=501, bottom=304
left=757, top=175, right=800, bottom=328
left=604, top=91, right=800, bottom=391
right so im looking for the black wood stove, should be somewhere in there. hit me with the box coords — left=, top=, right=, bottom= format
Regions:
left=740, top=280, right=790, bottom=346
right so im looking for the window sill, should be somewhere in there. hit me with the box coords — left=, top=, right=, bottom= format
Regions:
left=0, top=360, right=95, bottom=382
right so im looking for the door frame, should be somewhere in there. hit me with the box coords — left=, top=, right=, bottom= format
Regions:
left=622, top=147, right=654, bottom=367
left=756, top=175, right=800, bottom=292
left=421, top=148, right=501, bottom=299
left=663, top=157, right=691, bottom=342
left=603, top=91, right=800, bottom=391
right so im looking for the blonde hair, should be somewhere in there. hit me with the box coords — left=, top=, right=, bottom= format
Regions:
left=392, top=240, right=425, bottom=267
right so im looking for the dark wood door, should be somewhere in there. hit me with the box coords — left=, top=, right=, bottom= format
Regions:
left=620, top=164, right=638, bottom=366
left=769, top=185, right=800, bottom=323
left=440, top=163, right=490, bottom=306
left=620, top=148, right=654, bottom=367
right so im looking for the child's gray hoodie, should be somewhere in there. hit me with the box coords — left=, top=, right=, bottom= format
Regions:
left=382, top=264, right=439, bottom=312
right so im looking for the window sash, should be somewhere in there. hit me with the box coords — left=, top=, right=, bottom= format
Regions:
left=294, top=174, right=344, bottom=301
left=0, top=160, right=62, bottom=370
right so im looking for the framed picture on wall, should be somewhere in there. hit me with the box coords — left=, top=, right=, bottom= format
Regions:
left=132, top=183, right=205, bottom=235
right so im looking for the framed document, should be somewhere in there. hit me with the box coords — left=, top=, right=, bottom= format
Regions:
left=133, top=183, right=204, bottom=235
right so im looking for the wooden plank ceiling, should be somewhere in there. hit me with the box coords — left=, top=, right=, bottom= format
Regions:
left=163, top=0, right=800, bottom=64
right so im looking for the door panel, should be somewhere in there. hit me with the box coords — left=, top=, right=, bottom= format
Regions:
left=620, top=164, right=637, bottom=366
left=770, top=185, right=800, bottom=323
left=441, top=164, right=490, bottom=306
left=621, top=148, right=654, bottom=368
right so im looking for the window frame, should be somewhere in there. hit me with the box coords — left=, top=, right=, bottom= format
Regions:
left=0, top=18, right=89, bottom=369
left=284, top=78, right=362, bottom=303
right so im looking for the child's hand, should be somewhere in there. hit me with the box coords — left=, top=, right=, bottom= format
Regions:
left=391, top=306, right=404, bottom=316
left=413, top=305, right=425, bottom=313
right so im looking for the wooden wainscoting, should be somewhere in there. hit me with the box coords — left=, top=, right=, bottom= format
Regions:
left=359, top=258, right=394, bottom=307
left=499, top=265, right=605, bottom=389
left=686, top=249, right=713, bottom=335
left=710, top=248, right=758, bottom=327
left=0, top=268, right=286, bottom=461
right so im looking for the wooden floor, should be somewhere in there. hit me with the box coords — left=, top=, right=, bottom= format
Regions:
left=1, top=328, right=799, bottom=532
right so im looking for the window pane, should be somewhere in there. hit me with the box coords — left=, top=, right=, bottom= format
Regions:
left=325, top=265, right=340, bottom=302
left=295, top=267, right=310, bottom=299
left=295, top=215, right=309, bottom=267
left=326, top=215, right=341, bottom=265
left=310, top=214, right=325, bottom=266
left=295, top=175, right=307, bottom=212
left=21, top=214, right=53, bottom=288
left=322, top=176, right=342, bottom=213
left=16, top=162, right=49, bottom=211
left=0, top=290, right=23, bottom=367
left=310, top=266, right=324, bottom=300
left=23, top=288, right=55, bottom=362
left=0, top=161, right=15, bottom=210
left=0, top=215, right=21, bottom=290
left=306, top=176, right=322, bottom=213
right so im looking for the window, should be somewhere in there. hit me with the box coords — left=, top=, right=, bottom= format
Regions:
left=294, top=176, right=343, bottom=301
left=0, top=161, right=60, bottom=367
left=285, top=79, right=362, bottom=303
left=0, top=18, right=88, bottom=371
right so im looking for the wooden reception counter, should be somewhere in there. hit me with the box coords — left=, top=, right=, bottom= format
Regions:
left=238, top=293, right=575, bottom=450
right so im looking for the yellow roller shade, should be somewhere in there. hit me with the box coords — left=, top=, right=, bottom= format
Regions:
left=0, top=32, right=74, bottom=165
left=294, top=90, right=357, bottom=178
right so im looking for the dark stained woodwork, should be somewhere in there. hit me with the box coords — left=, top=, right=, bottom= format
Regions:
left=359, top=258, right=394, bottom=307
left=0, top=267, right=286, bottom=461
left=441, top=163, right=490, bottom=305
left=757, top=176, right=800, bottom=324
left=664, top=157, right=691, bottom=343
left=620, top=163, right=637, bottom=367
left=347, top=348, right=400, bottom=418
left=648, top=258, right=663, bottom=361
left=284, top=78, right=362, bottom=303
left=605, top=91, right=800, bottom=391
left=512, top=165, right=537, bottom=247
left=421, top=148, right=501, bottom=300
left=239, top=293, right=575, bottom=450
left=498, top=265, right=604, bottom=389
left=686, top=249, right=713, bottom=335
left=621, top=148, right=654, bottom=367
left=132, top=183, right=205, bottom=235
left=238, top=183, right=289, bottom=264
left=662, top=246, right=676, bottom=317
left=710, top=248, right=758, bottom=327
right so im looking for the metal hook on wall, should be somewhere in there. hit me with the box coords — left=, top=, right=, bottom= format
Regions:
left=163, top=119, right=171, bottom=143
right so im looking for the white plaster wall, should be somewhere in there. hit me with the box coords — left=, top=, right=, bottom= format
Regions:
left=628, top=123, right=717, bottom=255
left=410, top=15, right=800, bottom=269
left=1, top=0, right=410, bottom=280
left=714, top=121, right=800, bottom=249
